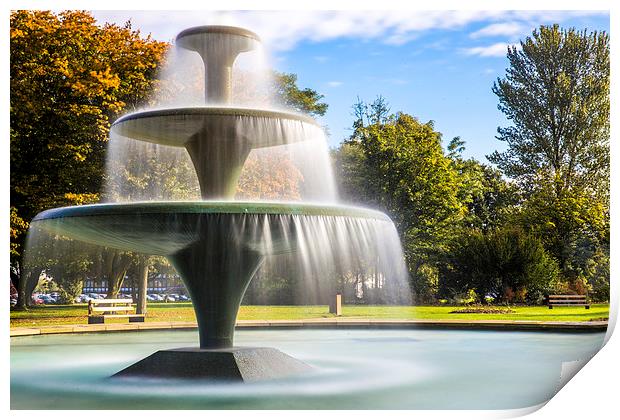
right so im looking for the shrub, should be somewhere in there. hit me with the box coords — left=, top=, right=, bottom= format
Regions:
left=440, top=228, right=560, bottom=304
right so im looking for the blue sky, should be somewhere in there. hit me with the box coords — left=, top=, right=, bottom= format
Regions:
left=91, top=10, right=610, bottom=163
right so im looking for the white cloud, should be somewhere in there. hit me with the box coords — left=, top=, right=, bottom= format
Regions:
left=470, top=22, right=524, bottom=39
left=463, top=42, right=519, bottom=57
left=326, top=81, right=343, bottom=87
left=91, top=10, right=607, bottom=52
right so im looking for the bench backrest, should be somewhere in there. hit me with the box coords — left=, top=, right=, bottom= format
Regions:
left=548, top=295, right=587, bottom=303
left=88, top=298, right=135, bottom=315
left=92, top=298, right=133, bottom=305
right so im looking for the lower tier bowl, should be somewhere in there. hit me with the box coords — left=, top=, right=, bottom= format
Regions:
left=31, top=201, right=391, bottom=256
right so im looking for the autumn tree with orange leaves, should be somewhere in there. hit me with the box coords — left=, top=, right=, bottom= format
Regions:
left=10, top=11, right=168, bottom=297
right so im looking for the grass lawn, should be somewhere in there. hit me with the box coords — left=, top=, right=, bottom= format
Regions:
left=9, top=303, right=609, bottom=328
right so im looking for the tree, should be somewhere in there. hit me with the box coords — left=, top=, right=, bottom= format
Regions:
left=272, top=72, right=328, bottom=117
left=515, top=176, right=609, bottom=295
left=334, top=98, right=465, bottom=302
left=236, top=150, right=304, bottom=200
left=488, top=25, right=610, bottom=298
left=10, top=206, right=29, bottom=290
left=448, top=141, right=519, bottom=233
left=23, top=228, right=98, bottom=305
left=488, top=24, right=609, bottom=200
left=10, top=11, right=168, bottom=299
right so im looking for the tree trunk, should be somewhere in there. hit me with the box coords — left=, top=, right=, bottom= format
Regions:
left=136, top=258, right=149, bottom=315
left=103, top=250, right=132, bottom=298
left=17, top=268, right=41, bottom=309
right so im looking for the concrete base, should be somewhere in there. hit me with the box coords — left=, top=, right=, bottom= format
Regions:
left=112, top=347, right=312, bottom=381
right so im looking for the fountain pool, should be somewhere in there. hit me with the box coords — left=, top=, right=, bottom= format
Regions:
left=11, top=329, right=605, bottom=409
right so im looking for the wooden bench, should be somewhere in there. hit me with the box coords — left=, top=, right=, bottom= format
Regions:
left=87, top=298, right=145, bottom=324
left=547, top=295, right=590, bottom=309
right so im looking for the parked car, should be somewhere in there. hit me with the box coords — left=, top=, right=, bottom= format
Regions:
left=39, top=295, right=56, bottom=304
left=178, top=295, right=190, bottom=302
left=10, top=298, right=17, bottom=307
left=165, top=294, right=179, bottom=302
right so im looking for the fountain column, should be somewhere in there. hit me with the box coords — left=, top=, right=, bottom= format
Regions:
left=185, top=127, right=251, bottom=200
left=168, top=223, right=264, bottom=348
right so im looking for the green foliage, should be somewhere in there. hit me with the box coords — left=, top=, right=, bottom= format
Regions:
left=10, top=206, right=28, bottom=264
left=489, top=24, right=609, bottom=200
left=515, top=177, right=609, bottom=293
left=440, top=228, right=560, bottom=304
left=488, top=24, right=610, bottom=301
left=272, top=72, right=328, bottom=117
left=44, top=239, right=96, bottom=303
left=334, top=97, right=465, bottom=302
left=449, top=153, right=519, bottom=233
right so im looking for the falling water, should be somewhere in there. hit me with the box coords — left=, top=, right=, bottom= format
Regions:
left=24, top=24, right=411, bottom=317
left=28, top=201, right=410, bottom=306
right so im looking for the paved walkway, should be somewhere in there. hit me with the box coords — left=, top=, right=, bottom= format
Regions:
left=10, top=318, right=608, bottom=337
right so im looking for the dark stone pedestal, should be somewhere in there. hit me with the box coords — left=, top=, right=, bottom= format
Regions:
left=112, top=347, right=312, bottom=382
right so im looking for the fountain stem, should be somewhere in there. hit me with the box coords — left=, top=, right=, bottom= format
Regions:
left=168, top=223, right=264, bottom=348
left=205, top=60, right=233, bottom=104
left=185, top=127, right=251, bottom=199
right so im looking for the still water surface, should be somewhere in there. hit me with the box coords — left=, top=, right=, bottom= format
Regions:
left=10, top=328, right=605, bottom=409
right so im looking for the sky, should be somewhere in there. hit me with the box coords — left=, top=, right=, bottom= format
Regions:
left=90, top=10, right=610, bottom=163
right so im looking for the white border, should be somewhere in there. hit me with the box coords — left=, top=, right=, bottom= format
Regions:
left=4, top=1, right=617, bottom=419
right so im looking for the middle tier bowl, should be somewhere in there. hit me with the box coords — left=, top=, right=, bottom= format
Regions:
left=110, top=106, right=322, bottom=148
left=32, top=201, right=391, bottom=257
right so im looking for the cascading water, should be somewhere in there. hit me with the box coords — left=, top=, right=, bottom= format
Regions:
left=25, top=25, right=411, bottom=380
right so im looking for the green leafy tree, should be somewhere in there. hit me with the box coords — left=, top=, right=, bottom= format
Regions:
left=24, top=230, right=97, bottom=305
left=488, top=24, right=609, bottom=199
left=272, top=72, right=328, bottom=117
left=448, top=140, right=519, bottom=233
left=335, top=98, right=465, bottom=302
left=515, top=176, right=609, bottom=296
left=488, top=25, right=609, bottom=298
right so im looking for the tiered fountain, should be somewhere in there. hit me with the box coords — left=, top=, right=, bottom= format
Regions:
left=31, top=26, right=404, bottom=381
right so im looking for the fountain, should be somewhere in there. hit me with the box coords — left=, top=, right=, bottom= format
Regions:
left=29, top=25, right=408, bottom=381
